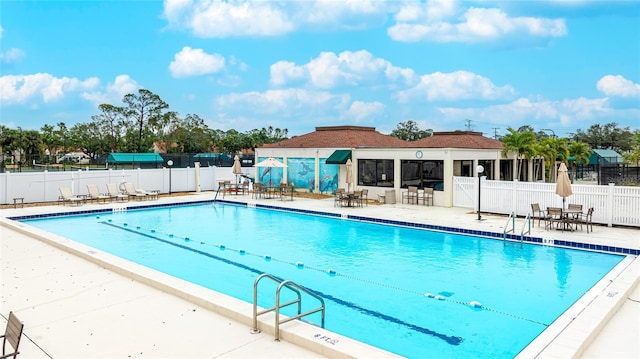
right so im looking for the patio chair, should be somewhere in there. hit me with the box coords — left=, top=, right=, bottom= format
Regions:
left=1, top=311, right=24, bottom=359
left=583, top=207, right=595, bottom=233
left=420, top=188, right=434, bottom=206
left=402, top=186, right=419, bottom=204
left=531, top=203, right=547, bottom=227
left=334, top=188, right=345, bottom=207
left=86, top=184, right=111, bottom=204
left=352, top=190, right=363, bottom=207
left=58, top=187, right=84, bottom=206
left=123, top=182, right=150, bottom=201
left=106, top=183, right=129, bottom=202
left=545, top=207, right=564, bottom=231
left=280, top=185, right=294, bottom=201
left=360, top=189, right=369, bottom=206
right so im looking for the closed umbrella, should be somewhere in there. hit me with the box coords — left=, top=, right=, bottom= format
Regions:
left=345, top=159, right=353, bottom=192
left=555, top=162, right=573, bottom=209
left=232, top=155, right=242, bottom=194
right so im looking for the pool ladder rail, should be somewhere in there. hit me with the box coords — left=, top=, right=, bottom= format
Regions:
left=503, top=212, right=531, bottom=241
left=251, top=273, right=326, bottom=341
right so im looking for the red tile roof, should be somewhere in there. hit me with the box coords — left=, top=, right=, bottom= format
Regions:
left=411, top=131, right=504, bottom=150
left=261, top=126, right=412, bottom=148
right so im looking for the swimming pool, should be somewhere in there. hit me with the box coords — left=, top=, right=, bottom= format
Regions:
left=22, top=202, right=625, bottom=358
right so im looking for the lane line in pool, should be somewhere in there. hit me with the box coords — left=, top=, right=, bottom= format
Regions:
left=100, top=221, right=464, bottom=346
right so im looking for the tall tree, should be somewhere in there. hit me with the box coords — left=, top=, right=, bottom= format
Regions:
left=568, top=141, right=591, bottom=183
left=572, top=122, right=634, bottom=153
left=92, top=104, right=127, bottom=153
left=390, top=120, right=432, bottom=141
left=122, top=89, right=169, bottom=152
left=501, top=127, right=536, bottom=181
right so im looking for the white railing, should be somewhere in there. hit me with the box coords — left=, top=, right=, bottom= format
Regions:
left=453, top=176, right=640, bottom=228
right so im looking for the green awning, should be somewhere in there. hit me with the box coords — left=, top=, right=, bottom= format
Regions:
left=107, top=153, right=164, bottom=163
left=325, top=150, right=351, bottom=164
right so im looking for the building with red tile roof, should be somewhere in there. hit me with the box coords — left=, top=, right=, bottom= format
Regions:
left=262, top=126, right=412, bottom=148
left=256, top=125, right=516, bottom=207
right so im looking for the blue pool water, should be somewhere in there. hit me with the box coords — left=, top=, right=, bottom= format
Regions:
left=23, top=203, right=624, bottom=358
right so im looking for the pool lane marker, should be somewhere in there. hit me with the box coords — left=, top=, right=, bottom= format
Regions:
left=100, top=221, right=464, bottom=346
left=102, top=220, right=549, bottom=329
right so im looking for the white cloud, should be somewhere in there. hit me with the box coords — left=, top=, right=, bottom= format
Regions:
left=216, top=88, right=350, bottom=115
left=163, top=0, right=390, bottom=37
left=270, top=50, right=415, bottom=89
left=596, top=75, right=640, bottom=98
left=164, top=0, right=294, bottom=37
left=169, top=46, right=226, bottom=78
left=0, top=48, right=25, bottom=65
left=388, top=4, right=567, bottom=43
left=345, top=100, right=385, bottom=121
left=438, top=96, right=622, bottom=130
left=395, top=70, right=516, bottom=103
left=0, top=73, right=98, bottom=104
left=82, top=75, right=140, bottom=106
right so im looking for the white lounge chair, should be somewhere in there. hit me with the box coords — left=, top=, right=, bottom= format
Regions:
left=86, top=184, right=111, bottom=203
left=123, top=182, right=156, bottom=200
left=106, top=183, right=129, bottom=202
left=59, top=187, right=84, bottom=206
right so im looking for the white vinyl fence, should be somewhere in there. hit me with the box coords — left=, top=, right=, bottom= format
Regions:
left=453, top=176, right=640, bottom=228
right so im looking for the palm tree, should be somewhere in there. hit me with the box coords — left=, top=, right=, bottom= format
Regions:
left=568, top=141, right=591, bottom=182
left=540, top=136, right=569, bottom=182
left=501, top=127, right=536, bottom=181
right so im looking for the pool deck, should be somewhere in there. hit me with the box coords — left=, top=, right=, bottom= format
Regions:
left=1, top=192, right=638, bottom=358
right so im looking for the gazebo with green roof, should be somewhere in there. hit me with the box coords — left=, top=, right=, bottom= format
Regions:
left=106, top=153, right=164, bottom=169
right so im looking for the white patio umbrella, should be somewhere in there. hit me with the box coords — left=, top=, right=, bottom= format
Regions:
left=255, top=157, right=286, bottom=186
left=345, top=159, right=353, bottom=192
left=555, top=162, right=573, bottom=209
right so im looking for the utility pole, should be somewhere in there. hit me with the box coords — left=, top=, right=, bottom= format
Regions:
left=464, top=119, right=473, bottom=131
left=492, top=127, right=500, bottom=139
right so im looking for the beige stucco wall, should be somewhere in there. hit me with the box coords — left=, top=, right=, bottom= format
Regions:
left=256, top=147, right=512, bottom=207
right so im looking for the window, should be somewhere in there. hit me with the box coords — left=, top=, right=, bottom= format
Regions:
left=401, top=160, right=444, bottom=190
left=358, top=159, right=394, bottom=187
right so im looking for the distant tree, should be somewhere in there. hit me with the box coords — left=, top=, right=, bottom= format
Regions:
left=622, top=131, right=640, bottom=166
left=91, top=104, right=127, bottom=152
left=168, top=114, right=212, bottom=153
left=501, top=127, right=536, bottom=181
left=568, top=141, right=591, bottom=183
left=572, top=122, right=634, bottom=153
left=122, top=89, right=169, bottom=152
left=54, top=122, right=69, bottom=154
left=390, top=120, right=432, bottom=141
left=69, top=122, right=108, bottom=159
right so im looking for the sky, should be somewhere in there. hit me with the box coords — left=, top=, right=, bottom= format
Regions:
left=1, top=0, right=639, bottom=139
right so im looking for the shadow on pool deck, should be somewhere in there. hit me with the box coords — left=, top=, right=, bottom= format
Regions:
left=1, top=191, right=638, bottom=358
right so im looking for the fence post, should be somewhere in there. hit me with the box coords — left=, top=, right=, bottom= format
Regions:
left=512, top=179, right=518, bottom=216
left=607, top=183, right=615, bottom=227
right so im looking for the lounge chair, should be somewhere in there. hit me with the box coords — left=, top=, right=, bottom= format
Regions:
left=1, top=311, right=23, bottom=359
left=86, top=184, right=111, bottom=203
left=123, top=182, right=151, bottom=201
left=106, top=183, right=129, bottom=202
left=58, top=187, right=84, bottom=206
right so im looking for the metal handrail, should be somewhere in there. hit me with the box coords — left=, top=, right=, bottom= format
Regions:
left=251, top=273, right=325, bottom=341
left=503, top=212, right=515, bottom=240
left=520, top=213, right=531, bottom=241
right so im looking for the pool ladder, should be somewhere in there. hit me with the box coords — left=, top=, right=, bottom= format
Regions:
left=503, top=212, right=531, bottom=241
left=251, top=273, right=325, bottom=341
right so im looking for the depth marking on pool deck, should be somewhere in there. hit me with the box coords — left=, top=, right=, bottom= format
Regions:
left=101, top=221, right=464, bottom=346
